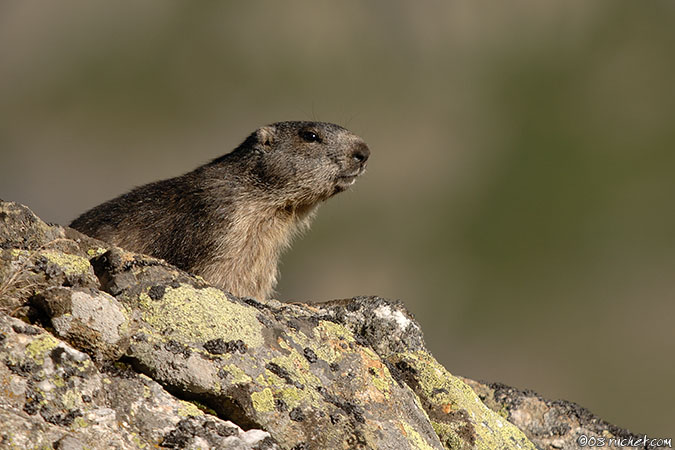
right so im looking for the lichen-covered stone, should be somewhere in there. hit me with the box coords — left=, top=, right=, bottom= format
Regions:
left=462, top=378, right=655, bottom=450
left=0, top=200, right=65, bottom=251
left=312, top=298, right=537, bottom=449
left=136, top=284, right=264, bottom=348
left=0, top=200, right=661, bottom=450
left=34, top=287, right=132, bottom=361
left=386, top=351, right=535, bottom=449
left=0, top=312, right=276, bottom=450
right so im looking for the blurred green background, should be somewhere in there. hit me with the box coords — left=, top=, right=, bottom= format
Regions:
left=1, top=1, right=673, bottom=436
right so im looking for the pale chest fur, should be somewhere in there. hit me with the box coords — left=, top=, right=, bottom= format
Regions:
left=197, top=201, right=316, bottom=300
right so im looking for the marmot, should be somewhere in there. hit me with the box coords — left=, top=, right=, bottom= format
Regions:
left=70, top=121, right=369, bottom=300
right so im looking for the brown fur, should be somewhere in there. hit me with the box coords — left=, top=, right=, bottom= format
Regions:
left=70, top=121, right=369, bottom=300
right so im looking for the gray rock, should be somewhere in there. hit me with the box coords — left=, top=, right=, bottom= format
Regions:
left=0, top=200, right=663, bottom=450
left=0, top=312, right=275, bottom=449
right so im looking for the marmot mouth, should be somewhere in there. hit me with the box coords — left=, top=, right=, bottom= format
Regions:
left=333, top=172, right=362, bottom=195
left=337, top=168, right=364, bottom=185
left=334, top=163, right=366, bottom=193
left=337, top=175, right=358, bottom=186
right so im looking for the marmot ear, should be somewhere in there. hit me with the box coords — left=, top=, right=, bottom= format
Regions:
left=256, top=126, right=276, bottom=149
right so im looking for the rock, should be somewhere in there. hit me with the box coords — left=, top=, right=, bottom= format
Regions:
left=0, top=312, right=275, bottom=449
left=0, top=200, right=664, bottom=449
left=462, top=379, right=661, bottom=450
left=33, top=286, right=132, bottom=361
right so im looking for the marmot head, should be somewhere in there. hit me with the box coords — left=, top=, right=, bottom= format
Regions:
left=227, top=121, right=370, bottom=208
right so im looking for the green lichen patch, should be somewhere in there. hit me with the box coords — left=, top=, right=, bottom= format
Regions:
left=277, top=387, right=305, bottom=410
left=72, top=417, right=89, bottom=429
left=8, top=248, right=30, bottom=259
left=431, top=422, right=463, bottom=449
left=249, top=347, right=325, bottom=412
left=177, top=400, right=205, bottom=417
left=86, top=247, right=107, bottom=258
left=369, top=362, right=392, bottom=399
left=60, top=389, right=82, bottom=410
left=315, top=320, right=355, bottom=343
left=401, top=420, right=439, bottom=450
left=390, top=351, right=537, bottom=450
left=137, top=284, right=264, bottom=347
left=221, top=364, right=253, bottom=385
left=25, top=334, right=60, bottom=365
left=251, top=387, right=275, bottom=413
left=268, top=347, right=320, bottom=389
left=310, top=320, right=356, bottom=364
left=40, top=250, right=91, bottom=277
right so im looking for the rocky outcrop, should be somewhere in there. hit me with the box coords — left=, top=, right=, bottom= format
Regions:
left=0, top=313, right=274, bottom=449
left=0, top=200, right=659, bottom=449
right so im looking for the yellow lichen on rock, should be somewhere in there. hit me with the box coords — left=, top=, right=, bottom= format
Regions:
left=177, top=400, right=204, bottom=418
left=25, top=334, right=60, bottom=365
left=137, top=284, right=264, bottom=347
left=401, top=420, right=439, bottom=450
left=40, top=250, right=92, bottom=277
left=251, top=387, right=275, bottom=413
left=390, top=351, right=537, bottom=450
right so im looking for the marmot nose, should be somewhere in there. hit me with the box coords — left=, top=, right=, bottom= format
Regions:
left=351, top=142, right=370, bottom=165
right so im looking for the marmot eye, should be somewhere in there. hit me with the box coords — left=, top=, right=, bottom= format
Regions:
left=299, top=130, right=321, bottom=143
